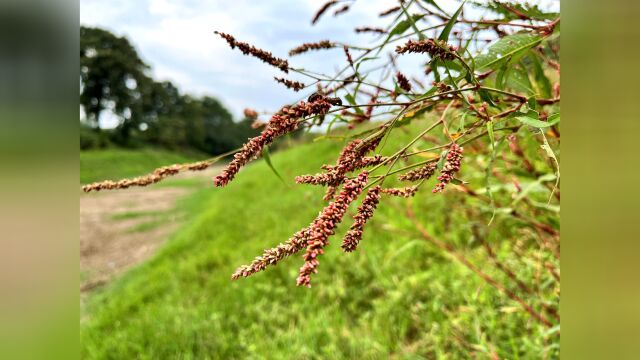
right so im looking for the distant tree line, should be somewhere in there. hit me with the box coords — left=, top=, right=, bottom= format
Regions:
left=80, top=26, right=259, bottom=155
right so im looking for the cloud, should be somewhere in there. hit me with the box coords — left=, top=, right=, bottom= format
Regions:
left=80, top=0, right=558, bottom=119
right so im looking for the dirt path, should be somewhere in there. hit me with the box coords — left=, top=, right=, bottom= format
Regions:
left=80, top=168, right=218, bottom=293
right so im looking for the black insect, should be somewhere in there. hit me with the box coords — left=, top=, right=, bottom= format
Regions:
left=307, top=92, right=342, bottom=106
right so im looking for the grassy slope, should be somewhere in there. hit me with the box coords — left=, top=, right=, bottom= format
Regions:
left=80, top=148, right=203, bottom=184
left=81, top=130, right=558, bottom=359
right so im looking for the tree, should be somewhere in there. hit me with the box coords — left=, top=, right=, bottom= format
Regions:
left=80, top=26, right=150, bottom=142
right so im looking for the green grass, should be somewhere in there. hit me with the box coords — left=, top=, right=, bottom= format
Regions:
left=80, top=147, right=205, bottom=184
left=81, top=125, right=559, bottom=359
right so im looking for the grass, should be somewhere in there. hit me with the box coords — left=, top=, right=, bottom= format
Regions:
left=81, top=123, right=559, bottom=359
left=80, top=147, right=205, bottom=184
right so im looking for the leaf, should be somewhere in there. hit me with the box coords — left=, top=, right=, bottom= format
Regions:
left=486, top=121, right=495, bottom=150
left=486, top=137, right=506, bottom=225
left=516, top=114, right=559, bottom=128
left=478, top=88, right=496, bottom=107
left=325, top=115, right=343, bottom=135
left=496, top=65, right=509, bottom=90
left=262, top=147, right=287, bottom=186
left=399, top=2, right=425, bottom=40
left=529, top=53, right=552, bottom=98
left=438, top=1, right=465, bottom=41
left=389, top=14, right=425, bottom=37
left=512, top=173, right=557, bottom=205
left=539, top=131, right=560, bottom=202
left=450, top=177, right=468, bottom=185
left=344, top=93, right=364, bottom=115
left=432, top=1, right=465, bottom=79
left=421, top=0, right=447, bottom=16
left=475, top=33, right=542, bottom=70
left=507, top=64, right=535, bottom=95
left=344, top=93, right=356, bottom=105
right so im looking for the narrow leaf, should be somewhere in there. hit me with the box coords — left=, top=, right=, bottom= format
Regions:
left=475, top=33, right=542, bottom=70
left=438, top=1, right=465, bottom=41
left=516, top=115, right=558, bottom=128
left=262, top=147, right=287, bottom=186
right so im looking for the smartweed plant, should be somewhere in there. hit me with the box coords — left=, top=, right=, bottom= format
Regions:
left=84, top=0, right=560, bottom=330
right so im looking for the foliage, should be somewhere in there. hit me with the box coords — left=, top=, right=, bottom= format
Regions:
left=80, top=26, right=259, bottom=154
left=82, top=0, right=560, bottom=357
left=82, top=126, right=559, bottom=358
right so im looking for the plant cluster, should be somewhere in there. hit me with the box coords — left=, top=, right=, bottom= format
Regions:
left=84, top=0, right=560, bottom=333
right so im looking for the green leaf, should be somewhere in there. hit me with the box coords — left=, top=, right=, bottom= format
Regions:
left=529, top=53, right=552, bottom=98
left=512, top=173, right=557, bottom=205
left=475, top=33, right=542, bottom=70
left=421, top=0, right=447, bottom=16
left=486, top=121, right=495, bottom=150
left=478, top=89, right=496, bottom=107
left=539, top=131, right=560, bottom=202
left=450, top=178, right=468, bottom=185
left=262, top=147, right=287, bottom=186
left=508, top=65, right=535, bottom=95
left=344, top=93, right=356, bottom=106
left=344, top=93, right=364, bottom=115
left=389, top=14, right=425, bottom=37
left=496, top=65, right=509, bottom=90
left=431, top=1, right=464, bottom=79
left=399, top=2, right=425, bottom=40
left=516, top=114, right=558, bottom=128
left=438, top=1, right=465, bottom=41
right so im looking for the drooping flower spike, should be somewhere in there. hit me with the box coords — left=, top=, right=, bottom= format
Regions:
left=296, top=171, right=369, bottom=287
left=213, top=96, right=336, bottom=187
left=341, top=185, right=382, bottom=252
left=214, top=31, right=289, bottom=72
left=433, top=143, right=464, bottom=193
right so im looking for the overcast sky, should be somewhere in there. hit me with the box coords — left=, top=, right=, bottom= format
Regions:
left=80, top=0, right=558, bottom=127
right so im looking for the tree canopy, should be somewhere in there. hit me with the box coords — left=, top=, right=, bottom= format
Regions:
left=80, top=26, right=259, bottom=154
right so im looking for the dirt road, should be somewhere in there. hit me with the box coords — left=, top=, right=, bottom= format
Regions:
left=80, top=168, right=217, bottom=293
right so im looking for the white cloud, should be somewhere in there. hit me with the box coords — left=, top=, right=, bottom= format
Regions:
left=81, top=0, right=558, bottom=119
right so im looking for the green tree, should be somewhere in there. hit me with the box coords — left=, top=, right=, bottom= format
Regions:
left=80, top=26, right=150, bottom=143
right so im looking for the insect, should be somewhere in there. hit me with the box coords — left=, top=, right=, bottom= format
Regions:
left=307, top=92, right=342, bottom=106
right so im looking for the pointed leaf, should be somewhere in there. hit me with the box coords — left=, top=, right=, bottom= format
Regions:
left=438, top=1, right=465, bottom=41
left=516, top=115, right=558, bottom=128
left=389, top=14, right=425, bottom=37
left=475, top=33, right=542, bottom=70
left=262, top=147, right=287, bottom=186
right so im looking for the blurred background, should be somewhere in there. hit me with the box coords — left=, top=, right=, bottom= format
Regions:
left=3, top=0, right=640, bottom=358
left=77, top=1, right=565, bottom=359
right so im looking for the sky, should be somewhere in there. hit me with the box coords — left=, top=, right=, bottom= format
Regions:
left=80, top=0, right=558, bottom=127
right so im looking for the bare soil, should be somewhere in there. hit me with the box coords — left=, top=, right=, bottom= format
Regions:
left=80, top=168, right=217, bottom=293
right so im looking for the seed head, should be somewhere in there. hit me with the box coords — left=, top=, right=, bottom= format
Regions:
left=433, top=144, right=464, bottom=193
left=214, top=31, right=289, bottom=72
left=312, top=1, right=338, bottom=25
left=341, top=185, right=381, bottom=252
left=289, top=40, right=335, bottom=56
left=396, top=71, right=412, bottom=92
left=381, top=186, right=418, bottom=198
left=213, top=96, right=336, bottom=187
left=379, top=6, right=401, bottom=17
left=398, top=162, right=436, bottom=182
left=274, top=77, right=305, bottom=92
left=355, top=27, right=386, bottom=34
left=296, top=172, right=369, bottom=287
left=396, top=38, right=457, bottom=61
